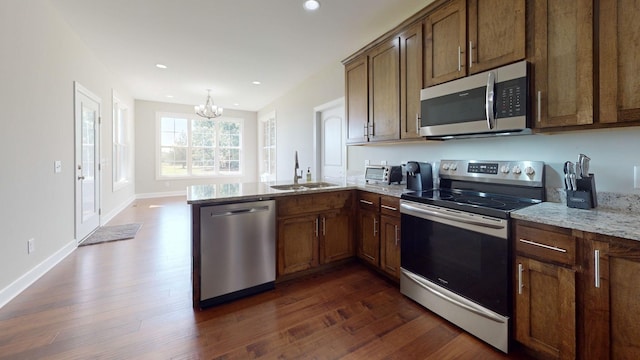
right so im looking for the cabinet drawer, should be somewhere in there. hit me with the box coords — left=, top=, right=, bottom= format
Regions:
left=278, top=191, right=352, bottom=218
left=514, top=221, right=576, bottom=266
left=380, top=196, right=400, bottom=217
left=358, top=191, right=380, bottom=211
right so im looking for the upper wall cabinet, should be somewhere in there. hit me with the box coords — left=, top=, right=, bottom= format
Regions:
left=368, top=38, right=401, bottom=142
left=599, top=0, right=640, bottom=124
left=424, top=0, right=525, bottom=87
left=533, top=0, right=594, bottom=129
left=345, top=55, right=369, bottom=144
left=400, top=22, right=424, bottom=140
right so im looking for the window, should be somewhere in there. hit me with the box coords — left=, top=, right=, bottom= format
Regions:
left=157, top=112, right=243, bottom=178
left=112, top=93, right=130, bottom=190
left=259, top=111, right=276, bottom=182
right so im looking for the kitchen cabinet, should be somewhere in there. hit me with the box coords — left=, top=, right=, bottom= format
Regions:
left=513, top=220, right=576, bottom=359
left=345, top=55, right=369, bottom=144
left=424, top=0, right=525, bottom=86
left=357, top=191, right=402, bottom=281
left=368, top=38, right=401, bottom=142
left=532, top=0, right=594, bottom=129
left=599, top=0, right=640, bottom=124
left=579, top=232, right=640, bottom=360
left=400, top=22, right=423, bottom=140
left=277, top=191, right=354, bottom=277
left=379, top=196, right=401, bottom=279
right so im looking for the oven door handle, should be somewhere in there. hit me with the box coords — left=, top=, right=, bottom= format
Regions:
left=400, top=203, right=505, bottom=230
left=403, top=270, right=506, bottom=324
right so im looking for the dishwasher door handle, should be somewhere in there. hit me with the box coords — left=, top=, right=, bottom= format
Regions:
left=208, top=205, right=271, bottom=218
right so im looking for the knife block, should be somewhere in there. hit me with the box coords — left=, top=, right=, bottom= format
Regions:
left=566, top=174, right=598, bottom=209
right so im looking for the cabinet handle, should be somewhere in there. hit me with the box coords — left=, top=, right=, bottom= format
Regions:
left=360, top=199, right=374, bottom=205
left=394, top=225, right=399, bottom=246
left=322, top=217, right=326, bottom=236
left=594, top=249, right=601, bottom=288
left=415, top=113, right=421, bottom=135
left=518, top=263, right=524, bottom=295
left=457, top=46, right=462, bottom=72
left=315, top=218, right=319, bottom=238
left=469, top=41, right=473, bottom=68
left=381, top=204, right=397, bottom=211
left=537, top=91, right=542, bottom=123
left=373, top=217, right=378, bottom=237
left=519, top=239, right=567, bottom=253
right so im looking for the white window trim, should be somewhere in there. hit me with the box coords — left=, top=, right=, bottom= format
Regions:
left=155, top=111, right=244, bottom=180
left=112, top=91, right=130, bottom=191
left=258, top=111, right=276, bottom=182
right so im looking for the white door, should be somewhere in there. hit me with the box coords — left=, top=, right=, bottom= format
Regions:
left=315, top=99, right=345, bottom=180
left=74, top=82, right=101, bottom=242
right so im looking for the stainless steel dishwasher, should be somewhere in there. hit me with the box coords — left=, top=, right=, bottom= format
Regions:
left=199, top=199, right=276, bottom=308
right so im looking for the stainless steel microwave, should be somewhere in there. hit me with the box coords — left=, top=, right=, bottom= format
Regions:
left=420, top=61, right=530, bottom=140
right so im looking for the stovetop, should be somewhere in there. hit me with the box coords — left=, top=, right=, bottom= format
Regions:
left=401, top=159, right=546, bottom=219
left=401, top=188, right=542, bottom=219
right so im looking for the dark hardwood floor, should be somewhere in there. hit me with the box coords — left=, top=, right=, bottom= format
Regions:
left=0, top=197, right=533, bottom=359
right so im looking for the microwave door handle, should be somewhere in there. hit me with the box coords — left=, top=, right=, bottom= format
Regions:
left=485, top=71, right=496, bottom=129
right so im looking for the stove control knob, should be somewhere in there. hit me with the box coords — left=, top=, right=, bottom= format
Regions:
left=525, top=166, right=535, bottom=176
left=500, top=165, right=510, bottom=174
left=450, top=163, right=458, bottom=171
left=512, top=165, right=522, bottom=175
left=442, top=163, right=450, bottom=171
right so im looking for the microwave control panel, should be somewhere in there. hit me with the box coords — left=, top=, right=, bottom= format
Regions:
left=495, top=77, right=527, bottom=118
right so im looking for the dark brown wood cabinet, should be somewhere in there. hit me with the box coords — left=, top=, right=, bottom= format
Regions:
left=345, top=55, right=369, bottom=144
left=424, top=0, right=467, bottom=86
left=368, top=38, right=401, bottom=142
left=400, top=22, right=423, bottom=140
left=277, top=191, right=354, bottom=277
left=599, top=0, right=640, bottom=124
left=379, top=196, right=401, bottom=279
left=514, top=220, right=577, bottom=359
left=532, top=0, right=594, bottom=129
left=357, top=191, right=401, bottom=281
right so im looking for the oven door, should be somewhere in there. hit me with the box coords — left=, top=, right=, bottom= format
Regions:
left=399, top=200, right=510, bottom=316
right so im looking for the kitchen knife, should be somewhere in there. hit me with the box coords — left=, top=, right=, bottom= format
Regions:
left=579, top=153, right=591, bottom=178
left=563, top=161, right=572, bottom=190
left=568, top=162, right=577, bottom=191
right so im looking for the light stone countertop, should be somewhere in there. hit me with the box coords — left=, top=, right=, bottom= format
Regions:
left=186, top=180, right=409, bottom=205
left=511, top=200, right=640, bottom=242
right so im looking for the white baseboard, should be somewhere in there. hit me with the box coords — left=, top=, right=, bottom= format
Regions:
left=0, top=239, right=77, bottom=309
left=136, top=190, right=187, bottom=199
left=101, top=195, right=136, bottom=225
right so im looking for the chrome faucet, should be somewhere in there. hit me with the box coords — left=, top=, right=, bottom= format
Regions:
left=293, top=151, right=302, bottom=184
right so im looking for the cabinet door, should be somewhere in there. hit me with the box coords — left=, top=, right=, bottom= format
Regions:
left=533, top=0, right=593, bottom=128
left=358, top=209, right=379, bottom=266
left=582, top=237, right=640, bottom=360
left=320, top=210, right=354, bottom=264
left=515, top=256, right=576, bottom=359
left=345, top=55, right=369, bottom=144
left=400, top=22, right=423, bottom=140
left=368, top=38, right=400, bottom=142
left=467, top=0, right=525, bottom=74
left=379, top=214, right=401, bottom=279
left=599, top=0, right=640, bottom=124
left=277, top=214, right=319, bottom=276
left=424, top=0, right=466, bottom=86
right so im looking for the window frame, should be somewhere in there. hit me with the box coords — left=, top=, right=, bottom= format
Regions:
left=258, top=111, right=277, bottom=182
left=112, top=91, right=131, bottom=191
left=155, top=112, right=244, bottom=180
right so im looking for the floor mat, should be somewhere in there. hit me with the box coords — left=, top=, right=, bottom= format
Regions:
left=79, top=223, right=142, bottom=246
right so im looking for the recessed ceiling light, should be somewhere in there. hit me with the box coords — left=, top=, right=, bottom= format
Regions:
left=166, top=95, right=174, bottom=98
left=155, top=63, right=167, bottom=69
left=252, top=81, right=261, bottom=85
left=303, top=0, right=320, bottom=11
left=234, top=103, right=240, bottom=106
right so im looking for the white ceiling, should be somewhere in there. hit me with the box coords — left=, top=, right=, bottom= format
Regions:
left=49, top=0, right=431, bottom=111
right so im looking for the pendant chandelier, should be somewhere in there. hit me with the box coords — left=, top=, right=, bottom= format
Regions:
left=194, top=89, right=223, bottom=119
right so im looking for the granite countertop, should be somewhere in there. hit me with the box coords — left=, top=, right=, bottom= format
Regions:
left=186, top=180, right=409, bottom=205
left=512, top=200, right=640, bottom=242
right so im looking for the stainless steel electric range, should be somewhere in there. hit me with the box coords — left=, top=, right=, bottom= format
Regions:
left=399, top=159, right=545, bottom=353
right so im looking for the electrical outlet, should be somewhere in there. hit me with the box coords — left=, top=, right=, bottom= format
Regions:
left=634, top=166, right=640, bottom=189
left=54, top=160, right=62, bottom=173
left=27, top=238, right=34, bottom=254
left=364, top=160, right=370, bottom=166
left=381, top=160, right=387, bottom=165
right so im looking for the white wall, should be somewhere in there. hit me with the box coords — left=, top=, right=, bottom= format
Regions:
left=134, top=100, right=258, bottom=196
left=347, top=127, right=640, bottom=194
left=258, top=63, right=345, bottom=182
left=0, top=0, right=135, bottom=301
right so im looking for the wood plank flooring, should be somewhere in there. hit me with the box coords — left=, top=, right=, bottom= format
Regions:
left=0, top=197, right=533, bottom=359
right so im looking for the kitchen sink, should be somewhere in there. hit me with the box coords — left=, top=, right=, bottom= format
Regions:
left=270, top=182, right=337, bottom=191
